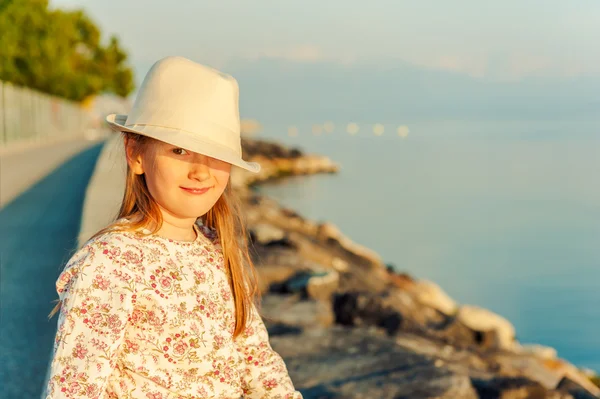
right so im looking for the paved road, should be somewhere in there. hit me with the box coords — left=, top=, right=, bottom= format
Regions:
left=0, top=142, right=104, bottom=398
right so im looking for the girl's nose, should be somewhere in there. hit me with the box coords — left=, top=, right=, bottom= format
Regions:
left=188, top=155, right=211, bottom=180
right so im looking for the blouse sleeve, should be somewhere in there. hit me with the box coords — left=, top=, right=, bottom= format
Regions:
left=44, top=239, right=138, bottom=399
left=235, top=302, right=303, bottom=399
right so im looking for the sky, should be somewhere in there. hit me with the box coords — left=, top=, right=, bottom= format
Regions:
left=51, top=0, right=600, bottom=78
left=51, top=0, right=600, bottom=123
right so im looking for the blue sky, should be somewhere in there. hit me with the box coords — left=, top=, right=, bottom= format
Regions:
left=51, top=0, right=600, bottom=123
left=52, top=0, right=599, bottom=79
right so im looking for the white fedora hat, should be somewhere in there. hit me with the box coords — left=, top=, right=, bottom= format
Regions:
left=106, top=56, right=261, bottom=173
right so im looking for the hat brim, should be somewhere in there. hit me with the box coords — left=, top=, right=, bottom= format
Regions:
left=105, top=114, right=261, bottom=174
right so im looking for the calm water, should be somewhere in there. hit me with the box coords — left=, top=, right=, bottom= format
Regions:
left=254, top=118, right=600, bottom=371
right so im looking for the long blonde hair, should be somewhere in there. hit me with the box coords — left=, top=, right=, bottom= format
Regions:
left=49, top=132, right=261, bottom=339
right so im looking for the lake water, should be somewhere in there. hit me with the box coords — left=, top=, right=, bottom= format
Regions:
left=254, top=118, right=600, bottom=372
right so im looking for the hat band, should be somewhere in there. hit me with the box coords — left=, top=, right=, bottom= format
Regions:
left=124, top=122, right=240, bottom=151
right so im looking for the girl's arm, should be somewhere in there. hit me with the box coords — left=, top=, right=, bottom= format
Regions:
left=235, top=302, right=303, bottom=399
left=43, top=240, right=138, bottom=399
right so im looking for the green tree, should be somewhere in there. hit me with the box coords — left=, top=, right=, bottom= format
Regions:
left=0, top=0, right=134, bottom=101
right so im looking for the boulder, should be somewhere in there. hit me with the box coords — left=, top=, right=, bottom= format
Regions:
left=316, top=222, right=383, bottom=268
left=410, top=280, right=458, bottom=316
left=259, top=294, right=334, bottom=329
left=283, top=270, right=340, bottom=302
left=514, top=343, right=558, bottom=360
left=557, top=376, right=600, bottom=399
left=471, top=376, right=572, bottom=399
left=457, top=305, right=516, bottom=350
left=255, top=264, right=300, bottom=294
left=251, top=223, right=286, bottom=245
left=269, top=325, right=480, bottom=399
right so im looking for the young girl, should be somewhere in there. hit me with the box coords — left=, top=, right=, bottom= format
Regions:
left=44, top=56, right=303, bottom=399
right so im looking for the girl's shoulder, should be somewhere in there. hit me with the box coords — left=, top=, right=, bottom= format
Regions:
left=57, top=229, right=145, bottom=297
left=80, top=227, right=150, bottom=253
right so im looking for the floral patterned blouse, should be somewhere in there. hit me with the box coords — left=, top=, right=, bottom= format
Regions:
left=44, top=221, right=303, bottom=399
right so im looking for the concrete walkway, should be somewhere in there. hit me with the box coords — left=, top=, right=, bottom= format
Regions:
left=0, top=138, right=103, bottom=208
left=0, top=142, right=105, bottom=398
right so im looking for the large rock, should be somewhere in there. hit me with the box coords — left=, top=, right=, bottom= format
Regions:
left=331, top=290, right=475, bottom=345
left=251, top=223, right=286, bottom=244
left=269, top=326, right=480, bottom=399
left=271, top=270, right=340, bottom=303
left=542, top=359, right=600, bottom=397
left=232, top=138, right=339, bottom=188
left=259, top=294, right=334, bottom=329
left=306, top=270, right=339, bottom=302
left=486, top=353, right=600, bottom=397
left=556, top=376, right=599, bottom=399
left=456, top=305, right=516, bottom=350
left=255, top=264, right=301, bottom=294
left=514, top=343, right=558, bottom=360
left=471, top=376, right=573, bottom=399
left=409, top=280, right=458, bottom=316
left=316, top=222, right=383, bottom=268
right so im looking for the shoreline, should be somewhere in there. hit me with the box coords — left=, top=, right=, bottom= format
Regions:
left=234, top=137, right=600, bottom=398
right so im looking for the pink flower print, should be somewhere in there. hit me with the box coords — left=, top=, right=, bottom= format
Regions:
left=220, top=288, right=231, bottom=301
left=108, top=314, right=122, bottom=330
left=146, top=392, right=164, bottom=399
left=58, top=271, right=72, bottom=284
left=122, top=250, right=142, bottom=264
left=258, top=350, right=269, bottom=363
left=67, top=381, right=81, bottom=395
left=90, top=338, right=109, bottom=353
left=194, top=270, right=206, bottom=284
left=262, top=378, right=278, bottom=390
left=93, top=274, right=111, bottom=290
left=160, top=276, right=171, bottom=289
left=173, top=341, right=188, bottom=356
left=109, top=247, right=121, bottom=257
left=72, top=343, right=88, bottom=359
left=208, top=301, right=217, bottom=314
left=148, top=312, right=162, bottom=328
left=86, top=383, right=99, bottom=397
left=88, top=313, right=103, bottom=327
left=223, top=365, right=235, bottom=380
left=130, top=309, right=143, bottom=324
left=125, top=340, right=139, bottom=352
left=244, top=325, right=255, bottom=337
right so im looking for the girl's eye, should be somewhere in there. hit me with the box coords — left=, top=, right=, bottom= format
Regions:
left=172, top=148, right=188, bottom=155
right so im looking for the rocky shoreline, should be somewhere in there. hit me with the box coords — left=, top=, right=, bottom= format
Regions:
left=235, top=138, right=600, bottom=399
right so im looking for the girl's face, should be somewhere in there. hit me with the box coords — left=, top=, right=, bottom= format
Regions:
left=127, top=138, right=231, bottom=222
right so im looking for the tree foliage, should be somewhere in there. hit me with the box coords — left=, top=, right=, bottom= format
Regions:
left=0, top=0, right=134, bottom=101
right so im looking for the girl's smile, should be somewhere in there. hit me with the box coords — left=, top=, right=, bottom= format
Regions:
left=180, top=186, right=213, bottom=195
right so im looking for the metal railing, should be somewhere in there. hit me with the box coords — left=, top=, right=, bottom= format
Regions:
left=0, top=80, right=92, bottom=148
